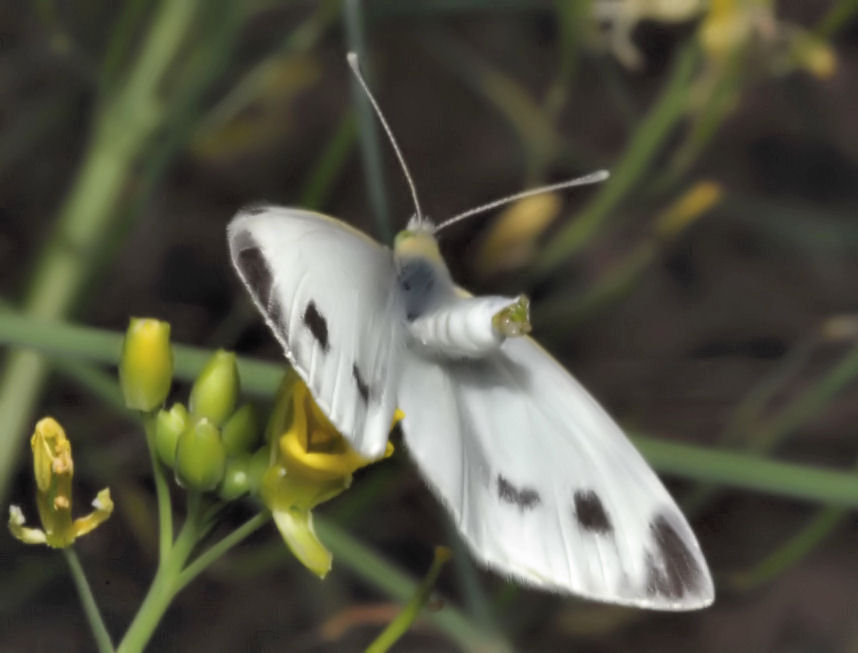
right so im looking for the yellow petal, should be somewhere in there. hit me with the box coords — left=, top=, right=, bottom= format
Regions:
left=8, top=506, right=47, bottom=545
left=271, top=507, right=332, bottom=579
left=72, top=488, right=114, bottom=539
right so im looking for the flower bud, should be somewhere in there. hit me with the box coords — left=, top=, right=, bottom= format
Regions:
left=155, top=403, right=189, bottom=467
left=120, top=318, right=173, bottom=412
left=219, top=455, right=252, bottom=500
left=246, top=446, right=271, bottom=495
left=174, top=419, right=226, bottom=491
left=221, top=404, right=260, bottom=457
left=189, top=350, right=240, bottom=426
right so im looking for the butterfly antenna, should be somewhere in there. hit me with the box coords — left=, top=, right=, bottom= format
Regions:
left=433, top=170, right=610, bottom=234
left=347, top=52, right=424, bottom=225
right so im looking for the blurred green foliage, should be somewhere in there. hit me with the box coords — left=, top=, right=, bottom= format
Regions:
left=2, top=1, right=858, bottom=650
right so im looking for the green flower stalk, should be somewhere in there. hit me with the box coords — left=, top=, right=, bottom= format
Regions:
left=189, top=349, right=240, bottom=426
left=119, top=318, right=173, bottom=412
left=9, top=417, right=113, bottom=547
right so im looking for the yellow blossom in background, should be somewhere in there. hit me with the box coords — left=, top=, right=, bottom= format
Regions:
left=262, top=371, right=399, bottom=578
left=654, top=180, right=723, bottom=240
left=699, top=0, right=837, bottom=79
left=475, top=193, right=562, bottom=278
left=8, top=418, right=113, bottom=548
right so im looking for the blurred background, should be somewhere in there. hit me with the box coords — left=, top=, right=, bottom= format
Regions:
left=2, top=1, right=858, bottom=651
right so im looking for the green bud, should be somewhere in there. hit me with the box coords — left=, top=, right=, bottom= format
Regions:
left=155, top=403, right=189, bottom=467
left=120, top=318, right=173, bottom=412
left=189, top=350, right=240, bottom=426
left=247, top=445, right=272, bottom=495
left=221, top=404, right=260, bottom=456
left=219, top=455, right=251, bottom=500
left=175, top=419, right=226, bottom=491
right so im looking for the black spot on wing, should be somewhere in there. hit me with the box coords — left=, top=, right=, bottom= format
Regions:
left=352, top=363, right=370, bottom=404
left=497, top=475, right=540, bottom=511
left=237, top=247, right=273, bottom=306
left=645, top=514, right=705, bottom=600
left=303, top=301, right=329, bottom=352
left=573, top=490, right=612, bottom=534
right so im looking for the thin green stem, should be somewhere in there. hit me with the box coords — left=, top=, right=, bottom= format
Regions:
left=366, top=546, right=452, bottom=653
left=316, top=517, right=513, bottom=653
left=343, top=0, right=392, bottom=243
left=63, top=548, right=114, bottom=653
left=0, top=0, right=202, bottom=506
left=142, top=412, right=173, bottom=561
left=176, top=511, right=270, bottom=591
left=748, top=343, right=858, bottom=454
left=535, top=44, right=700, bottom=276
left=634, top=434, right=858, bottom=508
left=6, top=315, right=858, bottom=508
left=0, top=312, right=284, bottom=397
left=115, top=560, right=175, bottom=653
left=729, top=505, right=845, bottom=591
left=116, top=493, right=204, bottom=653
left=814, top=0, right=858, bottom=39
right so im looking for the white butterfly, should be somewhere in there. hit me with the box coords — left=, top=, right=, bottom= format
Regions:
left=227, top=53, right=713, bottom=611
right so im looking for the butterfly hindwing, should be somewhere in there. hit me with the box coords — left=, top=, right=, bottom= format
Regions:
left=397, top=331, right=714, bottom=610
left=228, top=207, right=403, bottom=458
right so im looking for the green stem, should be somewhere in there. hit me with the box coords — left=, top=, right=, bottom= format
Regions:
left=728, top=505, right=845, bottom=591
left=343, top=0, right=392, bottom=243
left=175, top=511, right=270, bottom=591
left=63, top=548, right=114, bottom=653
left=366, top=546, right=452, bottom=653
left=142, top=413, right=173, bottom=562
left=0, top=312, right=283, bottom=397
left=535, top=43, right=699, bottom=276
left=634, top=434, right=858, bottom=508
left=748, top=342, right=858, bottom=454
left=316, top=517, right=513, bottom=653
left=116, top=493, right=204, bottom=653
left=0, top=0, right=201, bottom=506
left=6, top=315, right=858, bottom=508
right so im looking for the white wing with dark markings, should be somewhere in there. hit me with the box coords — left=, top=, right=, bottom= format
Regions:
left=228, top=207, right=403, bottom=459
left=397, top=331, right=714, bottom=610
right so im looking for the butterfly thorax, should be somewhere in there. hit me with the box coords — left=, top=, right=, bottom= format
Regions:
left=393, top=227, right=454, bottom=322
left=392, top=226, right=531, bottom=358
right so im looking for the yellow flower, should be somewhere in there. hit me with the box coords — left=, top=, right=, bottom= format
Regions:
left=8, top=418, right=113, bottom=548
left=119, top=318, right=173, bottom=412
left=262, top=371, right=400, bottom=578
left=474, top=193, right=561, bottom=277
left=699, top=0, right=837, bottom=79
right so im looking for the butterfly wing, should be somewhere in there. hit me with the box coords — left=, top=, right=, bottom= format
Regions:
left=397, top=335, right=714, bottom=610
left=228, top=207, right=403, bottom=458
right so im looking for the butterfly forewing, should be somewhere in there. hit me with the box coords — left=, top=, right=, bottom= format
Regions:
left=228, top=207, right=404, bottom=459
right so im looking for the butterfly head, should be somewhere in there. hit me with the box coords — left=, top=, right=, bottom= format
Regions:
left=394, top=219, right=444, bottom=268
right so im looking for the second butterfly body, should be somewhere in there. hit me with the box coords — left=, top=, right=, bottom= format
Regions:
left=228, top=208, right=714, bottom=610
